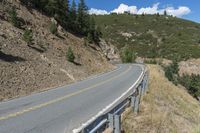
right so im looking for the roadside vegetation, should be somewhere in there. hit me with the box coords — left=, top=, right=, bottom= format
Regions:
left=163, top=59, right=200, bottom=100
left=179, top=75, right=200, bottom=99
left=121, top=47, right=136, bottom=63
left=122, top=65, right=200, bottom=133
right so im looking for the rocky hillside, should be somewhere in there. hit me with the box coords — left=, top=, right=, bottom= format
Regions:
left=0, top=1, right=116, bottom=101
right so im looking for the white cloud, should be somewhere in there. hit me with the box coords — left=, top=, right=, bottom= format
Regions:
left=89, top=8, right=109, bottom=15
left=111, top=3, right=137, bottom=14
left=89, top=3, right=191, bottom=17
left=164, top=6, right=191, bottom=17
left=137, top=3, right=160, bottom=14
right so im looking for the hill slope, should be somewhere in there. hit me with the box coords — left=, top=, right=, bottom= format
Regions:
left=0, top=1, right=113, bottom=101
left=122, top=65, right=200, bottom=133
left=94, top=14, right=200, bottom=61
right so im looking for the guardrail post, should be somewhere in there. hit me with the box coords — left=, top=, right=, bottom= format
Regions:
left=134, top=88, right=140, bottom=113
left=141, top=80, right=145, bottom=96
left=108, top=113, right=114, bottom=130
left=146, top=74, right=149, bottom=91
left=114, top=114, right=121, bottom=133
left=131, top=95, right=136, bottom=111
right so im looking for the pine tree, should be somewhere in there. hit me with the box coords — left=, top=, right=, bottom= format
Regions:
left=45, top=0, right=59, bottom=16
left=69, top=0, right=77, bottom=31
left=164, top=10, right=167, bottom=16
left=77, top=0, right=89, bottom=34
left=59, top=0, right=70, bottom=28
left=94, top=26, right=102, bottom=43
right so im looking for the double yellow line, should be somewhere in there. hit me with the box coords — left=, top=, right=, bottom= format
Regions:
left=0, top=65, right=132, bottom=121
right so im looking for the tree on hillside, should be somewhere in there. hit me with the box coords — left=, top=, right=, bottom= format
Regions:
left=19, top=0, right=101, bottom=44
left=87, top=17, right=95, bottom=42
left=77, top=0, right=89, bottom=35
left=45, top=0, right=69, bottom=28
left=45, top=0, right=59, bottom=15
left=61, top=0, right=70, bottom=28
left=69, top=0, right=77, bottom=31
left=86, top=17, right=102, bottom=43
left=164, top=10, right=167, bottom=16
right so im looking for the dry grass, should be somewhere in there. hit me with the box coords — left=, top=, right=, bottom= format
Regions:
left=122, top=65, right=200, bottom=133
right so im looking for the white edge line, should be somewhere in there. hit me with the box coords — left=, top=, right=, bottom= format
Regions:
left=72, top=64, right=146, bottom=133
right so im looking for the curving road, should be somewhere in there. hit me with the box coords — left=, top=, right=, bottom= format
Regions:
left=0, top=64, right=144, bottom=133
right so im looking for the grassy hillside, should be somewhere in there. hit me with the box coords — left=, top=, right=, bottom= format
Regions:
left=122, top=65, right=200, bottom=133
left=94, top=14, right=200, bottom=61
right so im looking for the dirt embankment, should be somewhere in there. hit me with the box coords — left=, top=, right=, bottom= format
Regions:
left=122, top=65, right=200, bottom=133
left=0, top=1, right=114, bottom=101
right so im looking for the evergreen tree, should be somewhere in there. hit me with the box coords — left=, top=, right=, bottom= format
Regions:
left=45, top=0, right=59, bottom=16
left=77, top=0, right=89, bottom=34
left=94, top=26, right=102, bottom=43
left=19, top=0, right=101, bottom=42
left=88, top=17, right=101, bottom=43
left=164, top=10, right=167, bottom=16
left=69, top=0, right=77, bottom=31
left=60, top=0, right=70, bottom=28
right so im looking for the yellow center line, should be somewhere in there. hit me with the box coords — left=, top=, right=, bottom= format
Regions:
left=0, top=65, right=132, bottom=121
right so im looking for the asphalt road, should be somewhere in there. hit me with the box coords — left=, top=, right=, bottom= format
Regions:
left=0, top=64, right=144, bottom=133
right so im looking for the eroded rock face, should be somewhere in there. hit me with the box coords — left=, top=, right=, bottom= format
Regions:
left=99, top=39, right=120, bottom=63
left=179, top=58, right=200, bottom=76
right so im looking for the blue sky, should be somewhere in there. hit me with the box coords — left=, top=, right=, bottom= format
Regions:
left=72, top=0, right=200, bottom=23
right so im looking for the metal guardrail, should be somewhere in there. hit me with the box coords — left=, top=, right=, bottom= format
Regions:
left=73, top=65, right=149, bottom=133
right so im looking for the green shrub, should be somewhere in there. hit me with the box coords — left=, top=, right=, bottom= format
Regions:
left=66, top=47, right=75, bottom=62
left=121, top=47, right=136, bottom=63
left=49, top=22, right=57, bottom=35
left=164, top=60, right=179, bottom=85
left=9, top=7, right=20, bottom=27
left=87, top=33, right=93, bottom=43
left=23, top=29, right=33, bottom=45
left=144, top=59, right=157, bottom=64
left=179, top=74, right=200, bottom=99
